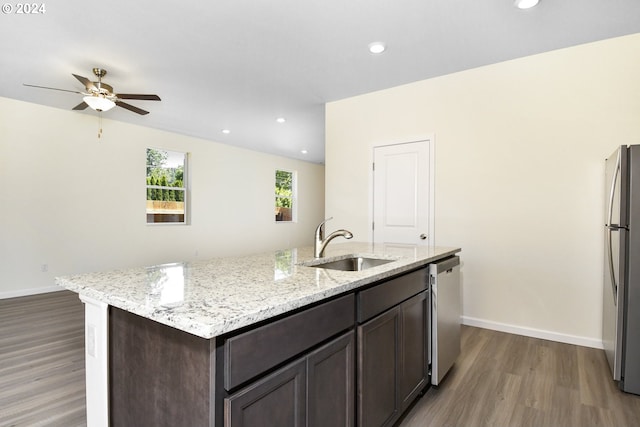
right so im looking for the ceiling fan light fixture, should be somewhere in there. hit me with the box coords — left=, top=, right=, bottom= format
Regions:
left=514, top=0, right=539, bottom=9
left=83, top=95, right=116, bottom=112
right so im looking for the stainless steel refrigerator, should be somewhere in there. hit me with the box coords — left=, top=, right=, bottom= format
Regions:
left=604, top=145, right=640, bottom=395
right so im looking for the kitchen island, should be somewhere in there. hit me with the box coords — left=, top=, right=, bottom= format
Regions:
left=56, top=242, right=460, bottom=427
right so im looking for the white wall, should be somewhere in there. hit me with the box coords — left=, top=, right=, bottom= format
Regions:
left=0, top=97, right=325, bottom=297
left=326, top=34, right=640, bottom=347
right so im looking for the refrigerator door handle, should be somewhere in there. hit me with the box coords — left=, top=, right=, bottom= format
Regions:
left=607, top=228, right=618, bottom=304
left=606, top=149, right=622, bottom=304
left=607, top=148, right=621, bottom=227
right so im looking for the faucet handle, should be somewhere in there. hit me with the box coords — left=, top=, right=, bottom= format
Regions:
left=318, top=216, right=333, bottom=230
left=315, top=217, right=333, bottom=238
left=320, top=217, right=333, bottom=226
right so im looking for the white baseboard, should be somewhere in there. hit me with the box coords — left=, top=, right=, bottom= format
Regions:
left=462, top=315, right=604, bottom=350
left=0, top=285, right=65, bottom=300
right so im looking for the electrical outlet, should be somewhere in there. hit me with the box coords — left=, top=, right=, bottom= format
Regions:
left=40, top=264, right=48, bottom=272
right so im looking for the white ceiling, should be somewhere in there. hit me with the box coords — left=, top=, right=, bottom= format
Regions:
left=2, top=1, right=639, bottom=164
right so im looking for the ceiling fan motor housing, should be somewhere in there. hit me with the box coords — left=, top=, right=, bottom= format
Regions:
left=91, top=83, right=114, bottom=96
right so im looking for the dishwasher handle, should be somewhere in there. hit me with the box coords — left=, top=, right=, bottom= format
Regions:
left=432, top=256, right=460, bottom=274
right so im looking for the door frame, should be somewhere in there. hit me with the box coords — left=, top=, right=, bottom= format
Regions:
left=369, top=136, right=436, bottom=245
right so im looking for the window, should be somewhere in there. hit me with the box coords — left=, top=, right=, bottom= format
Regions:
left=146, top=148, right=188, bottom=224
left=275, top=169, right=296, bottom=222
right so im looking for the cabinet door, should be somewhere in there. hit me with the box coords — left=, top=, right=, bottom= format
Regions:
left=307, top=332, right=355, bottom=427
left=399, top=291, right=428, bottom=409
left=225, top=359, right=306, bottom=427
left=357, top=307, right=399, bottom=427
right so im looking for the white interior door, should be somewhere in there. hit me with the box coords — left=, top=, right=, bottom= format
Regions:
left=373, top=140, right=432, bottom=246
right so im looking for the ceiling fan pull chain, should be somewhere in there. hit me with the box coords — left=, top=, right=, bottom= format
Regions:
left=98, top=113, right=103, bottom=139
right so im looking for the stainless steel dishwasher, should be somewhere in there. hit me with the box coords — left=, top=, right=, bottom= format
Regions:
left=429, top=255, right=461, bottom=386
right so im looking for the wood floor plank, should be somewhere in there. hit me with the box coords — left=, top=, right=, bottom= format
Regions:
left=478, top=371, right=522, bottom=427
left=399, top=325, right=640, bottom=427
left=549, top=339, right=580, bottom=390
left=577, top=344, right=616, bottom=409
left=508, top=403, right=546, bottom=427
left=543, top=385, right=581, bottom=426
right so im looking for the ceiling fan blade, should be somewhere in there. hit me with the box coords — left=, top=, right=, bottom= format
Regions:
left=23, top=83, right=83, bottom=94
left=116, top=94, right=161, bottom=101
left=116, top=101, right=149, bottom=115
left=72, top=101, right=88, bottom=111
left=72, top=74, right=97, bottom=92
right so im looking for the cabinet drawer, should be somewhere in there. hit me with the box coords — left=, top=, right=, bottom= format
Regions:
left=224, top=293, right=354, bottom=390
left=357, top=268, right=427, bottom=323
left=225, top=357, right=307, bottom=427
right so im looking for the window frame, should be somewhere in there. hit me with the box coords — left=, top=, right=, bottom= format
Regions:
left=146, top=148, right=189, bottom=225
left=275, top=169, right=297, bottom=223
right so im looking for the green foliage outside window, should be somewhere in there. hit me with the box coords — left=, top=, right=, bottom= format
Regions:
left=146, top=148, right=185, bottom=201
left=275, top=170, right=293, bottom=208
left=275, top=170, right=294, bottom=221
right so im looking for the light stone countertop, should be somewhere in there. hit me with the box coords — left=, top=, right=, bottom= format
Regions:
left=55, top=242, right=460, bottom=339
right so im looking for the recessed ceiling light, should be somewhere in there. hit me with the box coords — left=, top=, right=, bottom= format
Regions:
left=514, top=0, right=539, bottom=9
left=368, top=42, right=386, bottom=54
left=301, top=149, right=308, bottom=154
left=222, top=129, right=230, bottom=134
left=276, top=117, right=286, bottom=123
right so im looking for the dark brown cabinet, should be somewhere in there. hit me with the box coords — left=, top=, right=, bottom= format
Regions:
left=225, top=331, right=355, bottom=427
left=107, top=262, right=448, bottom=427
left=358, top=304, right=400, bottom=427
left=307, top=331, right=355, bottom=427
left=225, top=358, right=306, bottom=427
left=109, top=307, right=216, bottom=427
left=399, top=291, right=428, bottom=408
left=357, top=289, right=428, bottom=427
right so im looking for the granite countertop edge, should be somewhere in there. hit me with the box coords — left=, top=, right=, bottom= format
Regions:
left=56, top=243, right=461, bottom=339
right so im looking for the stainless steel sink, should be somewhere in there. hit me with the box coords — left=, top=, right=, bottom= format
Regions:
left=309, top=256, right=395, bottom=272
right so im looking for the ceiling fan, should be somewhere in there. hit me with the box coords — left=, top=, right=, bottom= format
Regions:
left=24, top=68, right=161, bottom=115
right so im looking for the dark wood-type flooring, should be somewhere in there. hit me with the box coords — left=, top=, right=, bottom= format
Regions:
left=2, top=291, right=639, bottom=427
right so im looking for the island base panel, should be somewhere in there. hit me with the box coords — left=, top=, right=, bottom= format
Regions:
left=109, top=307, right=215, bottom=427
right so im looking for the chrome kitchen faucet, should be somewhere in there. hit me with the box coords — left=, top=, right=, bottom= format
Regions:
left=313, top=217, right=353, bottom=258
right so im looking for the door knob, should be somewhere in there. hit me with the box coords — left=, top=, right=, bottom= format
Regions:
left=420, top=234, right=427, bottom=240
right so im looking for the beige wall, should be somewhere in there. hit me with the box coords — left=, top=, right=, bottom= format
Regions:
left=0, top=97, right=325, bottom=297
left=326, top=34, right=640, bottom=347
